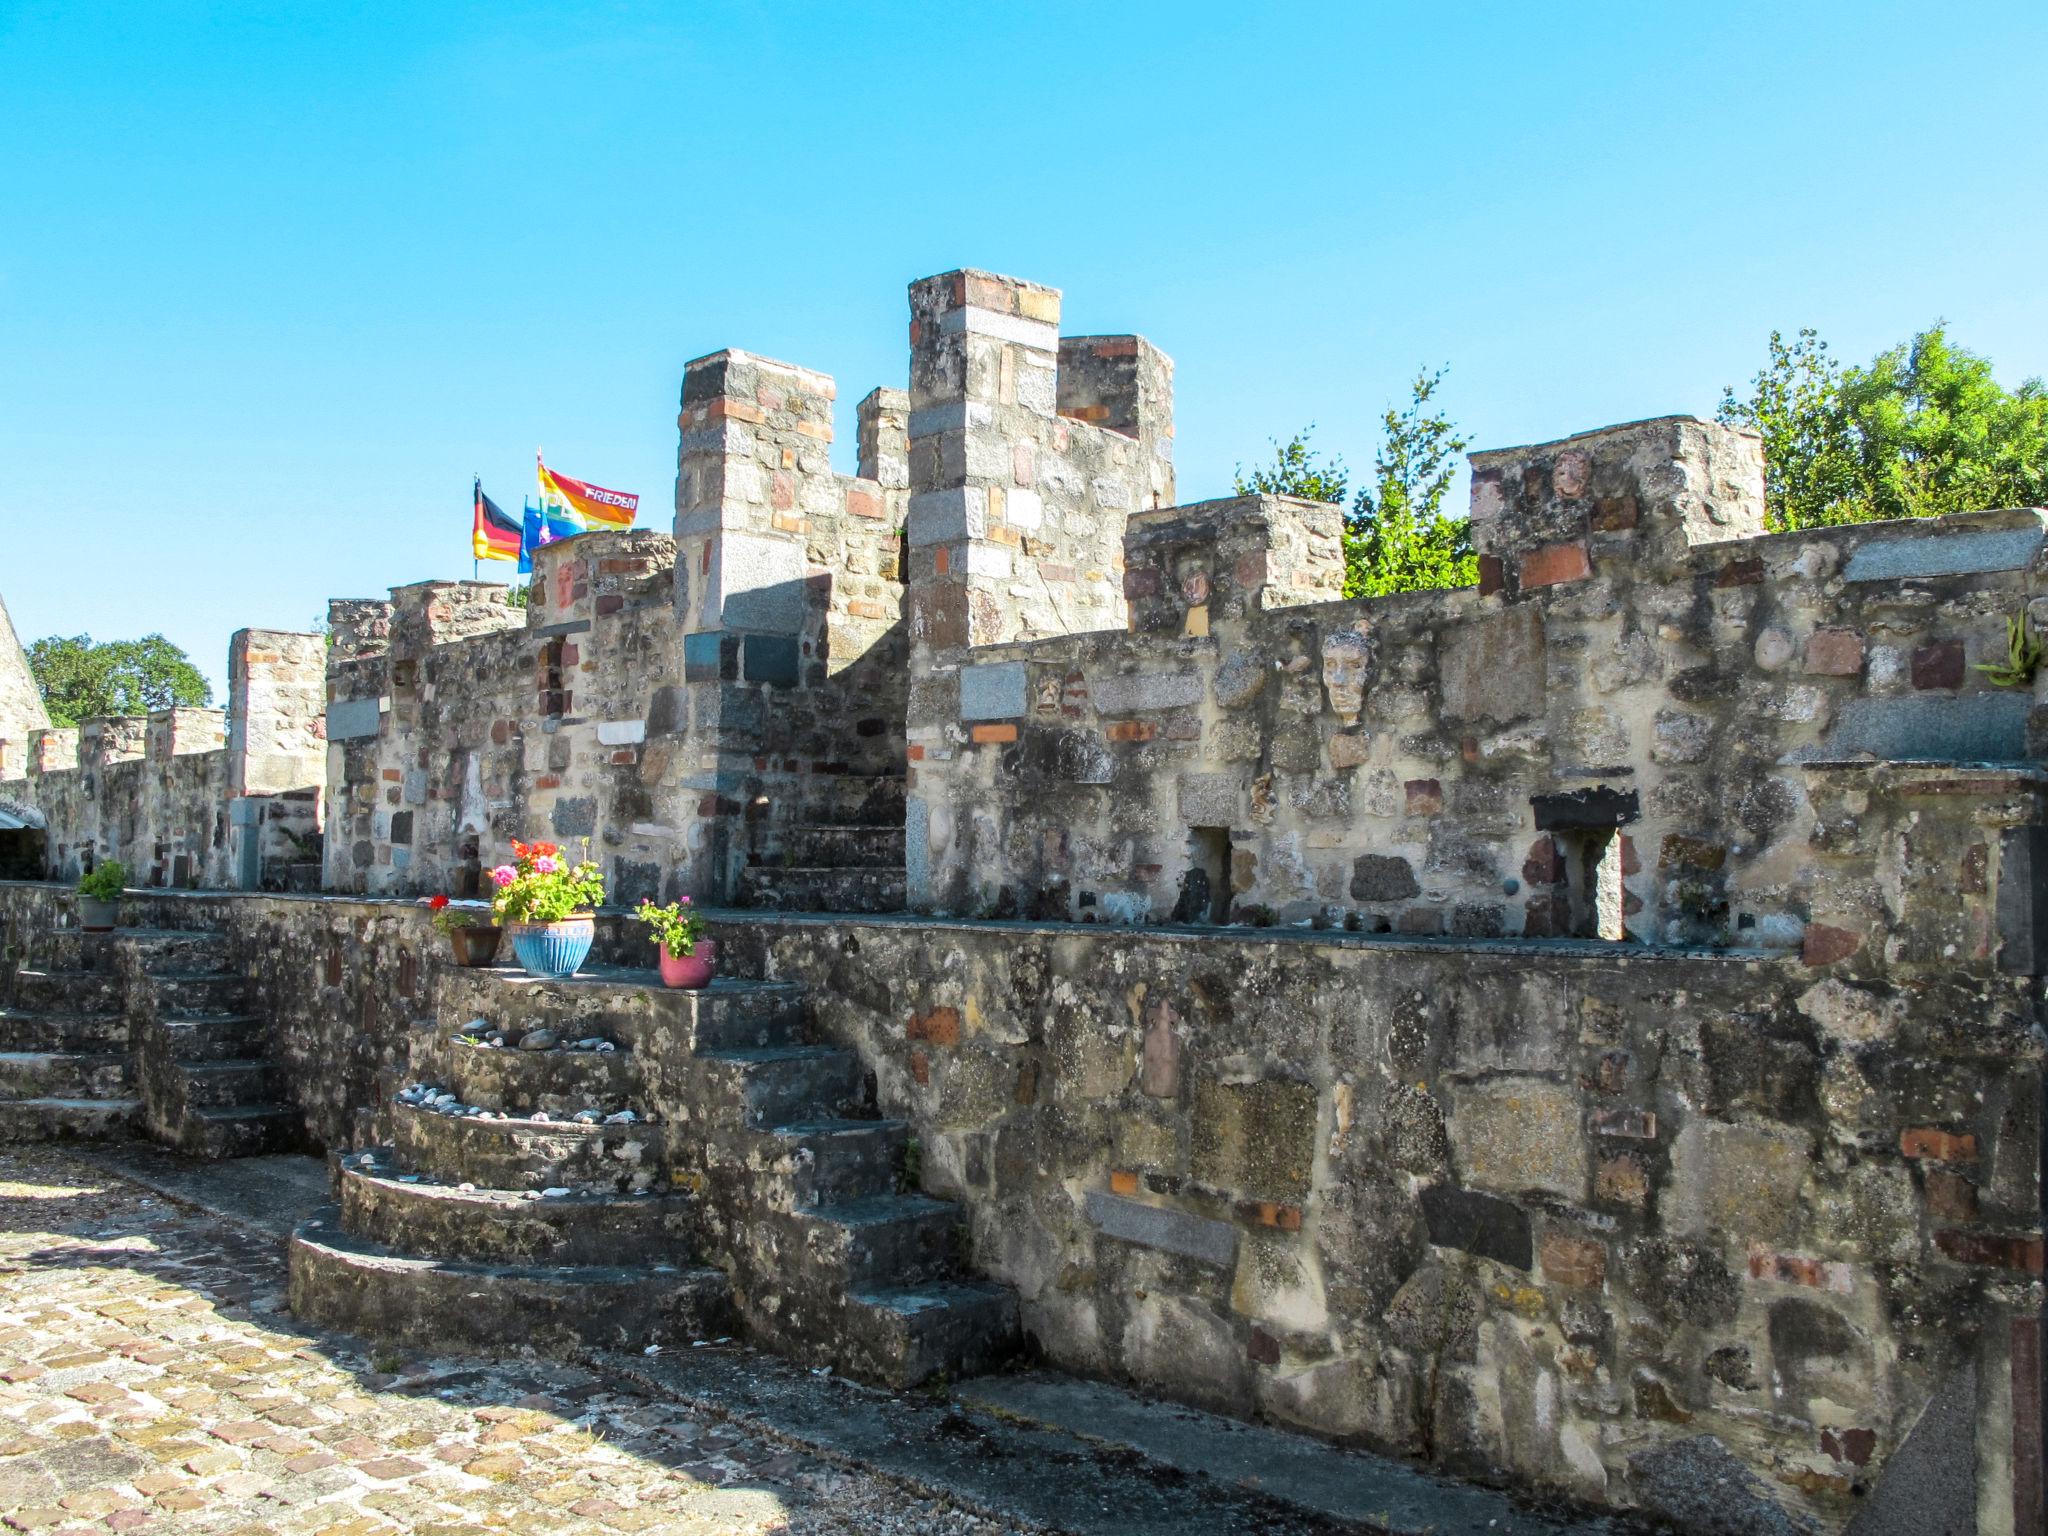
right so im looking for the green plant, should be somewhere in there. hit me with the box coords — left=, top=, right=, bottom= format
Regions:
left=898, top=1135, right=924, bottom=1193
left=634, top=897, right=705, bottom=956
left=78, top=861, right=126, bottom=901
left=1719, top=325, right=2048, bottom=531
left=1976, top=613, right=2045, bottom=688
left=425, top=893, right=493, bottom=935
left=488, top=840, right=604, bottom=924
left=27, top=634, right=211, bottom=727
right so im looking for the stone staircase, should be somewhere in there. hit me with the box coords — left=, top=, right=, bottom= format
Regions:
left=289, top=963, right=1016, bottom=1386
left=129, top=928, right=299, bottom=1158
left=0, top=935, right=137, bottom=1140
left=736, top=773, right=907, bottom=913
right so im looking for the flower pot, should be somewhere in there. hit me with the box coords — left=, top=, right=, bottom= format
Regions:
left=448, top=925, right=502, bottom=968
left=505, top=914, right=595, bottom=979
left=658, top=939, right=715, bottom=989
left=78, top=897, right=121, bottom=934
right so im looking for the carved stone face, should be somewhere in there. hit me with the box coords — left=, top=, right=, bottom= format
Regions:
left=1321, top=631, right=1374, bottom=724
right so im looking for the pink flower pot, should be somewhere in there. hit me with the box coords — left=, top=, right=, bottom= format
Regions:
left=658, top=939, right=715, bottom=989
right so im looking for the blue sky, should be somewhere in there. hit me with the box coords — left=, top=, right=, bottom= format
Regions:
left=4, top=1, right=2044, bottom=696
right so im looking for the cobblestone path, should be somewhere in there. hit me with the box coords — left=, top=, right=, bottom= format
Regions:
left=0, top=1147, right=1020, bottom=1535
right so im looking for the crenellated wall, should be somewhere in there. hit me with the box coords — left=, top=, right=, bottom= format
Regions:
left=0, top=628, right=327, bottom=889
left=906, top=413, right=2048, bottom=956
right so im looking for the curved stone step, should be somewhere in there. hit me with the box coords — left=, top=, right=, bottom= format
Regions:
left=287, top=1209, right=735, bottom=1356
left=690, top=1046, right=863, bottom=1130
left=841, top=1280, right=1019, bottom=1389
left=0, top=1050, right=128, bottom=1100
left=390, top=1101, right=664, bottom=1194
left=435, top=968, right=808, bottom=1055
left=9, top=969, right=121, bottom=1015
left=338, top=1161, right=696, bottom=1266
left=435, top=1038, right=644, bottom=1115
left=0, top=1097, right=140, bottom=1142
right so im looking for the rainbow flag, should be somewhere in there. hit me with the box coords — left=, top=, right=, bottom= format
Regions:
left=473, top=479, right=522, bottom=562
left=537, top=454, right=638, bottom=530
left=519, top=499, right=582, bottom=574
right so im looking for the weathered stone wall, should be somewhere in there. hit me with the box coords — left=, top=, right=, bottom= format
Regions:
left=908, top=414, right=2048, bottom=951
left=717, top=891, right=2043, bottom=1536
left=0, top=630, right=326, bottom=888
left=1, top=844, right=2040, bottom=1532
left=905, top=271, right=1174, bottom=663
left=0, top=591, right=50, bottom=781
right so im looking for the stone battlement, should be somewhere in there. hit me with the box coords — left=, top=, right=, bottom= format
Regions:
left=3, top=266, right=2045, bottom=1536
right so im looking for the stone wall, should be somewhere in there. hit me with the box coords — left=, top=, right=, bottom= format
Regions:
left=0, top=630, right=326, bottom=888
left=0, top=591, right=50, bottom=782
left=714, top=898, right=2042, bottom=1535
left=907, top=414, right=2048, bottom=952
left=2, top=872, right=2037, bottom=1534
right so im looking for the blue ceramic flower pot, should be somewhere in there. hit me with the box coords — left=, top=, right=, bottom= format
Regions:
left=505, top=915, right=595, bottom=979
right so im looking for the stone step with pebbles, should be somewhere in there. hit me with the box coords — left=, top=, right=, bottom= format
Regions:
left=290, top=961, right=1016, bottom=1387
left=292, top=985, right=733, bottom=1353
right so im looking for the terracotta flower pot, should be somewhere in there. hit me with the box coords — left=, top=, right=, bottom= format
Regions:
left=448, top=925, right=502, bottom=967
left=505, top=913, right=595, bottom=979
left=658, top=939, right=715, bottom=989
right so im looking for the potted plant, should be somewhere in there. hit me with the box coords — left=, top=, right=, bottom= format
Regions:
left=636, top=897, right=713, bottom=988
left=77, top=861, right=127, bottom=933
left=489, top=840, right=604, bottom=979
left=427, top=894, right=501, bottom=967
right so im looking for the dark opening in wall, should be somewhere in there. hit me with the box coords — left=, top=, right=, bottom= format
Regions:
left=1531, top=786, right=1639, bottom=943
left=1175, top=826, right=1232, bottom=925
left=1561, top=829, right=1627, bottom=941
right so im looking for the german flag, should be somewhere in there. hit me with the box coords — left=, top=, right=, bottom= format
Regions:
left=473, top=479, right=522, bottom=562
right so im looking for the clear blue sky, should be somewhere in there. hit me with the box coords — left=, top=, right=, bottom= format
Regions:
left=4, top=1, right=2044, bottom=697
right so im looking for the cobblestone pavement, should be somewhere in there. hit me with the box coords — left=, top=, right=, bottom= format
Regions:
left=0, top=1147, right=1024, bottom=1535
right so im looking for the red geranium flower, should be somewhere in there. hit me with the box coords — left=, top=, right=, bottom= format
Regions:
left=428, top=894, right=450, bottom=911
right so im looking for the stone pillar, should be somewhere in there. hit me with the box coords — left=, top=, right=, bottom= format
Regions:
left=857, top=387, right=909, bottom=491
left=226, top=628, right=327, bottom=891
left=227, top=630, right=327, bottom=797
left=145, top=707, right=225, bottom=763
left=1057, top=335, right=1176, bottom=511
left=673, top=349, right=837, bottom=640
left=1466, top=416, right=1765, bottom=599
left=27, top=727, right=78, bottom=776
left=906, top=270, right=1065, bottom=658
left=1122, top=495, right=1345, bottom=638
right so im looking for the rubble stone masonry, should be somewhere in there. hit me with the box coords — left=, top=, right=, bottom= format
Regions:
left=1, top=266, right=2044, bottom=1534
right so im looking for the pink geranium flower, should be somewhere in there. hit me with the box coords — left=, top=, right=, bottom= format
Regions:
left=532, top=855, right=560, bottom=875
left=490, top=865, right=516, bottom=888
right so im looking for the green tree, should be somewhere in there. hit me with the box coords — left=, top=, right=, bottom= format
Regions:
left=1719, top=324, right=2048, bottom=531
left=1714, top=329, right=1867, bottom=529
left=1234, top=370, right=1477, bottom=597
left=1233, top=425, right=1350, bottom=505
left=1346, top=368, right=1475, bottom=598
left=28, top=634, right=212, bottom=727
